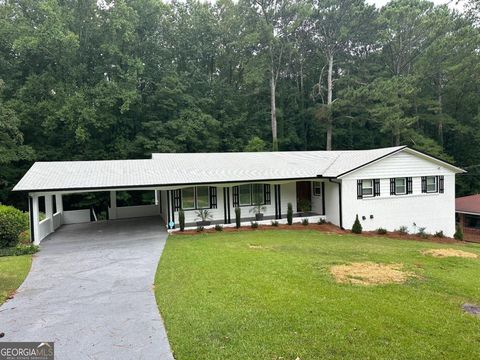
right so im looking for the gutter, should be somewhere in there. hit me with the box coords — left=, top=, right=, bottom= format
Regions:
left=329, top=179, right=343, bottom=229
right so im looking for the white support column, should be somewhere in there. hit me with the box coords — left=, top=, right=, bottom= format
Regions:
left=55, top=193, right=63, bottom=214
left=31, top=195, right=40, bottom=245
left=155, top=190, right=159, bottom=205
left=110, top=191, right=117, bottom=220
left=45, top=194, right=54, bottom=233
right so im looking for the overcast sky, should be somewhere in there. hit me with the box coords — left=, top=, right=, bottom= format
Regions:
left=367, top=0, right=466, bottom=11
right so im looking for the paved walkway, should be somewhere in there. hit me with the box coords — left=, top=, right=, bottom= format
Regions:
left=0, top=217, right=174, bottom=360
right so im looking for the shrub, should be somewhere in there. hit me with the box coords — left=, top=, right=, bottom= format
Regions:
left=397, top=226, right=409, bottom=235
left=302, top=218, right=309, bottom=226
left=0, top=205, right=29, bottom=248
left=196, top=226, right=204, bottom=232
left=454, top=225, right=464, bottom=240
left=376, top=228, right=387, bottom=235
left=271, top=220, right=279, bottom=227
left=179, top=209, right=185, bottom=231
left=287, top=203, right=293, bottom=225
left=351, top=215, right=362, bottom=234
left=416, top=227, right=429, bottom=238
left=235, top=207, right=241, bottom=228
left=18, top=230, right=31, bottom=244
left=317, top=218, right=326, bottom=225
left=250, top=221, right=258, bottom=229
left=434, top=230, right=444, bottom=238
left=0, top=244, right=39, bottom=257
left=215, top=224, right=223, bottom=231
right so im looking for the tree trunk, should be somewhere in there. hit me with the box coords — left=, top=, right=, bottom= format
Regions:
left=437, top=75, right=444, bottom=147
left=326, top=53, right=333, bottom=151
left=270, top=69, right=278, bottom=151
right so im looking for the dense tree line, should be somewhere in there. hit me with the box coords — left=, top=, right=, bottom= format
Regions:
left=0, top=0, right=479, bottom=209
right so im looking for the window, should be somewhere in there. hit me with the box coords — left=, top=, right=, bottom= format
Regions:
left=181, top=186, right=210, bottom=210
left=237, top=184, right=267, bottom=206
left=181, top=187, right=195, bottom=209
left=395, top=178, right=406, bottom=195
left=313, top=182, right=322, bottom=196
left=239, top=185, right=251, bottom=206
left=361, top=179, right=373, bottom=197
left=426, top=176, right=438, bottom=193
left=252, top=184, right=264, bottom=204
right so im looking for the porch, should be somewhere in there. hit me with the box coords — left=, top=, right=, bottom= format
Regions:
left=27, top=179, right=339, bottom=244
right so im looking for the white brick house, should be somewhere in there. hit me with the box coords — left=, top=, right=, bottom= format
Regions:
left=13, top=146, right=464, bottom=244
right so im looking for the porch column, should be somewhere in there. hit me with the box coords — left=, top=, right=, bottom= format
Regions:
left=30, top=194, right=40, bottom=245
left=223, top=187, right=231, bottom=224
left=45, top=194, right=54, bottom=233
left=274, top=185, right=282, bottom=219
left=110, top=191, right=117, bottom=220
left=155, top=190, right=159, bottom=205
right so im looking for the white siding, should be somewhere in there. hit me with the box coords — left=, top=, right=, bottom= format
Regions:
left=324, top=181, right=340, bottom=227
left=343, top=150, right=453, bottom=179
left=341, top=176, right=456, bottom=237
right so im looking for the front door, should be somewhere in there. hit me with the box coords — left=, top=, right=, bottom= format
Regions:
left=296, top=181, right=311, bottom=213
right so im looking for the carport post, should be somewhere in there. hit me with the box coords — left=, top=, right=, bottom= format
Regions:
left=45, top=194, right=54, bottom=233
left=29, top=194, right=40, bottom=245
left=110, top=191, right=117, bottom=220
left=55, top=193, right=63, bottom=214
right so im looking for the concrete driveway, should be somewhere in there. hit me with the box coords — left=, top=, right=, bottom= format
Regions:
left=0, top=217, right=174, bottom=360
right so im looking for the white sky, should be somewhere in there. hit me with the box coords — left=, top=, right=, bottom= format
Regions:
left=367, top=0, right=467, bottom=11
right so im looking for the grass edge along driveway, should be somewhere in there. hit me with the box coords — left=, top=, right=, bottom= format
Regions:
left=0, top=255, right=32, bottom=305
left=155, top=229, right=480, bottom=360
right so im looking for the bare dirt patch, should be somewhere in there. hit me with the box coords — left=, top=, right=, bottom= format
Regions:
left=330, top=262, right=416, bottom=286
left=422, top=249, right=478, bottom=259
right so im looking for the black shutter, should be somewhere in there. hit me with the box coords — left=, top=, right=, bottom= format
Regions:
left=421, top=176, right=427, bottom=193
left=406, top=177, right=413, bottom=194
left=173, top=189, right=181, bottom=211
left=373, top=179, right=380, bottom=197
left=357, top=180, right=363, bottom=199
left=232, top=186, right=239, bottom=207
left=264, top=184, right=271, bottom=204
left=390, top=178, right=396, bottom=195
left=209, top=187, right=217, bottom=208
left=439, top=176, right=444, bottom=193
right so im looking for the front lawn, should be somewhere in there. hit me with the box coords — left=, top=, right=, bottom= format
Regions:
left=155, top=230, right=480, bottom=360
left=0, top=255, right=32, bottom=305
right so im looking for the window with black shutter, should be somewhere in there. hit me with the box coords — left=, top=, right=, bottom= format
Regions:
left=421, top=176, right=427, bottom=193
left=357, top=180, right=363, bottom=199
left=373, top=179, right=380, bottom=197
left=209, top=187, right=217, bottom=208
left=264, top=184, right=271, bottom=204
left=406, top=177, right=413, bottom=194
left=173, top=189, right=181, bottom=211
left=390, top=178, right=395, bottom=195
left=232, top=186, right=239, bottom=207
left=439, top=176, right=444, bottom=193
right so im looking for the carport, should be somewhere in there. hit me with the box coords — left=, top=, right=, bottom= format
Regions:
left=12, top=158, right=179, bottom=245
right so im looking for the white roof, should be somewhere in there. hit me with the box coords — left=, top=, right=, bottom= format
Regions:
left=14, top=146, right=451, bottom=192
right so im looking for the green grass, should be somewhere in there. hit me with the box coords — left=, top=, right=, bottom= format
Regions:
left=155, top=230, right=480, bottom=360
left=0, top=255, right=32, bottom=305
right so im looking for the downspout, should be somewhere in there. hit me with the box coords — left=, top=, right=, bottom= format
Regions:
left=329, top=179, right=343, bottom=229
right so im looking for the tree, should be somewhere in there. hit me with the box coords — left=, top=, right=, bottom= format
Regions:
left=310, top=0, right=377, bottom=150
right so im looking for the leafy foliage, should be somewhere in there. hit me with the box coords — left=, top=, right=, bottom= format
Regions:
left=0, top=0, right=478, bottom=209
left=287, top=202, right=293, bottom=225
left=0, top=205, right=29, bottom=248
left=352, top=214, right=363, bottom=234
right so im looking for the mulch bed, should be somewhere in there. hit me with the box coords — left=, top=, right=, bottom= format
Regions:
left=170, top=223, right=472, bottom=246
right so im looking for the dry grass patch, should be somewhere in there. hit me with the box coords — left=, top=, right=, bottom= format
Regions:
left=422, top=248, right=478, bottom=259
left=330, top=262, right=415, bottom=286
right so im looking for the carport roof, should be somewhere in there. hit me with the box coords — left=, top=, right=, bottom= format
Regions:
left=13, top=145, right=458, bottom=193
